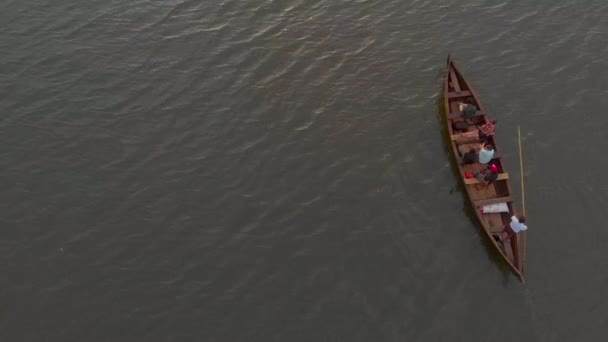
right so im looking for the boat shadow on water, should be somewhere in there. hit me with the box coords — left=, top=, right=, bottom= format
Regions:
left=435, top=82, right=514, bottom=285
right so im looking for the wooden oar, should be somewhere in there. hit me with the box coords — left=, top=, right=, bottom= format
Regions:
left=517, top=126, right=527, bottom=274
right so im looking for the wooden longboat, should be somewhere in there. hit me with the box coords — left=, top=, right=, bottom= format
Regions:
left=443, top=55, right=525, bottom=282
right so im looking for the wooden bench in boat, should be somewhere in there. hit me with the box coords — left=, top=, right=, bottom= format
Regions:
left=474, top=196, right=513, bottom=207
left=451, top=134, right=481, bottom=142
left=447, top=90, right=472, bottom=99
left=447, top=111, right=486, bottom=120
left=464, top=172, right=509, bottom=185
left=450, top=132, right=499, bottom=144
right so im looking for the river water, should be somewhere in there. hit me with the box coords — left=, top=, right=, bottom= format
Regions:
left=2, top=0, right=608, bottom=341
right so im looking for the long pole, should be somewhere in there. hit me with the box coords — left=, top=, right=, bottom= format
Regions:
left=517, top=126, right=527, bottom=273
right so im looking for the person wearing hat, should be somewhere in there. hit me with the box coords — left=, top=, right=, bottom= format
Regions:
left=474, top=163, right=499, bottom=185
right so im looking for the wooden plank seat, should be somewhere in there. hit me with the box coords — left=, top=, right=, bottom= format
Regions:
left=447, top=111, right=486, bottom=120
left=474, top=196, right=513, bottom=207
left=450, top=131, right=499, bottom=143
left=451, top=134, right=480, bottom=142
left=451, top=135, right=490, bottom=144
left=464, top=172, right=509, bottom=185
left=447, top=90, right=472, bottom=99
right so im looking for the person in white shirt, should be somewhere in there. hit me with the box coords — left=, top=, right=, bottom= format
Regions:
left=460, top=143, right=494, bottom=165
left=499, top=214, right=527, bottom=241
left=477, top=144, right=495, bottom=164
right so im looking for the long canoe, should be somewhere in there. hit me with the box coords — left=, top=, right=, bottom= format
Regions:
left=443, top=55, right=525, bottom=282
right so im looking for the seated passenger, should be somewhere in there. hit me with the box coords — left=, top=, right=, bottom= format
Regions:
left=477, top=144, right=495, bottom=164
left=477, top=119, right=497, bottom=143
left=459, top=102, right=478, bottom=121
left=474, top=163, right=500, bottom=185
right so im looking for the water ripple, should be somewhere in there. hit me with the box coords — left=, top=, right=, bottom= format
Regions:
left=2, top=0, right=608, bottom=341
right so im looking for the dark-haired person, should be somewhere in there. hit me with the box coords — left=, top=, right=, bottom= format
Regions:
left=460, top=143, right=493, bottom=165
left=474, top=163, right=499, bottom=185
left=460, top=147, right=477, bottom=165
left=459, top=101, right=478, bottom=122
left=477, top=144, right=494, bottom=164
